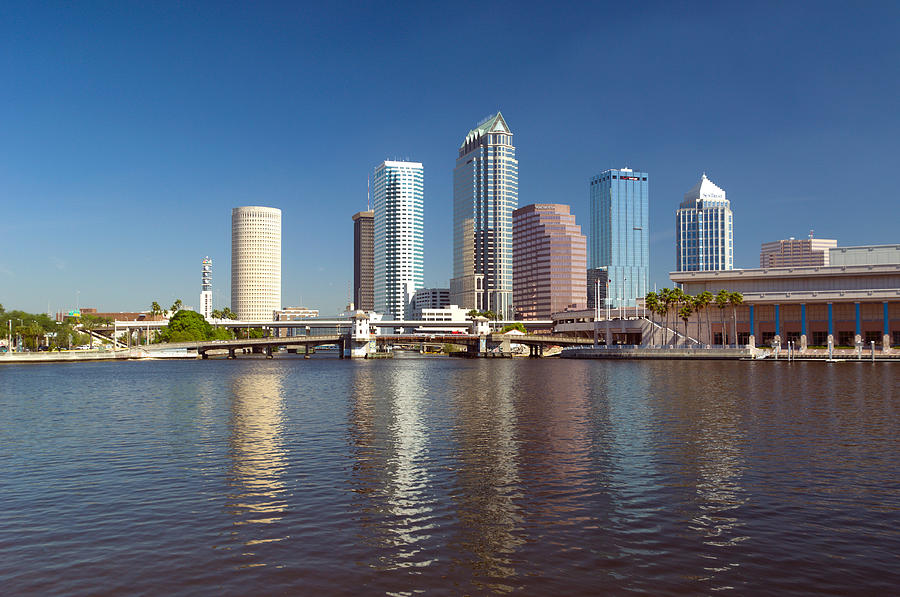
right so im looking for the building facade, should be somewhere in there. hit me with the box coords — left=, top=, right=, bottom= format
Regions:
left=676, top=174, right=733, bottom=272
left=275, top=307, right=320, bottom=338
left=760, top=237, right=837, bottom=267
left=412, top=288, right=450, bottom=318
left=451, top=112, right=518, bottom=319
left=589, top=168, right=649, bottom=308
left=352, top=210, right=374, bottom=311
left=231, top=206, right=281, bottom=321
left=513, top=203, right=587, bottom=319
left=829, top=244, right=900, bottom=266
left=586, top=267, right=609, bottom=310
left=372, top=161, right=424, bottom=321
left=200, top=257, right=212, bottom=320
left=671, top=264, right=900, bottom=350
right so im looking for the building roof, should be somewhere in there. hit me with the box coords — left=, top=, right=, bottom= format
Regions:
left=460, top=112, right=511, bottom=148
left=682, top=173, right=726, bottom=204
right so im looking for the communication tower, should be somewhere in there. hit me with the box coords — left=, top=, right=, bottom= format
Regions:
left=200, top=257, right=213, bottom=320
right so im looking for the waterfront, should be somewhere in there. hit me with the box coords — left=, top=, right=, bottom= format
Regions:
left=1, top=358, right=897, bottom=594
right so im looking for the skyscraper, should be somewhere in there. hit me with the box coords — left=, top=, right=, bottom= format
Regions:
left=675, top=174, right=733, bottom=271
left=200, top=257, right=212, bottom=320
left=231, top=206, right=281, bottom=321
left=512, top=204, right=587, bottom=320
left=450, top=112, right=518, bottom=319
left=372, top=160, right=424, bottom=321
left=352, top=210, right=374, bottom=311
left=589, top=168, right=649, bottom=308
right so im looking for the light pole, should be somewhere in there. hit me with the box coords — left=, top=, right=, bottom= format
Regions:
left=594, top=279, right=600, bottom=347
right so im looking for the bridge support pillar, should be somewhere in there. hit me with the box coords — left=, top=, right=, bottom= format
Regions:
left=265, top=346, right=273, bottom=359
left=200, top=351, right=208, bottom=359
left=228, top=348, right=236, bottom=359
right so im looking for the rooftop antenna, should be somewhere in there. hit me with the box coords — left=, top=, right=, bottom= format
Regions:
left=809, top=229, right=814, bottom=239
left=367, top=175, right=370, bottom=211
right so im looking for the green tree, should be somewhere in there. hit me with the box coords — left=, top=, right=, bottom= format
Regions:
left=221, top=307, right=237, bottom=320
left=729, top=292, right=744, bottom=346
left=150, top=302, right=163, bottom=319
left=500, top=322, right=527, bottom=333
left=157, top=310, right=213, bottom=343
left=80, top=314, right=109, bottom=348
left=678, top=303, right=693, bottom=347
left=170, top=299, right=184, bottom=314
left=467, top=309, right=480, bottom=319
left=715, top=289, right=730, bottom=346
left=694, top=291, right=714, bottom=346
left=644, top=292, right=659, bottom=346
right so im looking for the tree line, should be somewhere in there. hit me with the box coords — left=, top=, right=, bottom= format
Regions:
left=0, top=303, right=109, bottom=350
left=644, top=289, right=744, bottom=347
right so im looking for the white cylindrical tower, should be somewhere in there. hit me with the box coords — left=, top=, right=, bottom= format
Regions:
left=231, top=206, right=282, bottom=321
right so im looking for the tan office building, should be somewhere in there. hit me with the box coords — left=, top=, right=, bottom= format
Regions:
left=760, top=237, right=837, bottom=267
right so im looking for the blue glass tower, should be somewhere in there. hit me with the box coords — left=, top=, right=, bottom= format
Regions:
left=589, top=168, right=649, bottom=308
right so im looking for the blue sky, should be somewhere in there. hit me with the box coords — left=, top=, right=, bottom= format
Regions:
left=2, top=1, right=898, bottom=314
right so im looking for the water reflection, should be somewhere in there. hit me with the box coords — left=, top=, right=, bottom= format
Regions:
left=449, top=361, right=524, bottom=593
left=224, top=364, right=289, bottom=557
left=348, top=361, right=440, bottom=577
left=650, top=363, right=749, bottom=591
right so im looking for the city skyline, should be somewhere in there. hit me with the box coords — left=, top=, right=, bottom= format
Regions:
left=2, top=2, right=899, bottom=314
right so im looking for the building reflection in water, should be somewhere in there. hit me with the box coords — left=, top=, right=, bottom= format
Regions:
left=448, top=361, right=523, bottom=592
left=654, top=363, right=749, bottom=590
left=224, top=364, right=290, bottom=556
left=348, top=361, right=437, bottom=573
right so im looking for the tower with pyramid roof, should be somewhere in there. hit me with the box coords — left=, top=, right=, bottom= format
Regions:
left=450, top=112, right=518, bottom=318
left=675, top=173, right=734, bottom=271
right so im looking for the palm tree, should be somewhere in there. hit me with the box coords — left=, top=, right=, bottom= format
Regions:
left=150, top=302, right=163, bottom=319
left=221, top=307, right=237, bottom=320
left=669, top=287, right=686, bottom=345
left=678, top=303, right=693, bottom=347
left=170, top=299, right=183, bottom=314
left=715, top=289, right=730, bottom=347
left=658, top=288, right=672, bottom=345
left=80, top=315, right=98, bottom=348
left=644, top=292, right=659, bottom=346
left=694, top=291, right=714, bottom=346
left=654, top=299, right=668, bottom=347
left=729, top=292, right=744, bottom=347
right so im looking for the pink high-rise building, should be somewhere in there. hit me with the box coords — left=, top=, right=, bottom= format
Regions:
left=513, top=204, right=587, bottom=320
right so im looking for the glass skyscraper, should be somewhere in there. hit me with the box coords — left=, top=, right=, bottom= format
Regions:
left=675, top=174, right=733, bottom=271
left=373, top=160, right=424, bottom=321
left=450, top=112, right=518, bottom=319
left=589, top=168, right=649, bottom=308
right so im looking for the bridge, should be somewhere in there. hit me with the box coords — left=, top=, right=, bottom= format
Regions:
left=96, top=313, right=596, bottom=359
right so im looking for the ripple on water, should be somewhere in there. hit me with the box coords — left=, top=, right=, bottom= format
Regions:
left=0, top=358, right=898, bottom=594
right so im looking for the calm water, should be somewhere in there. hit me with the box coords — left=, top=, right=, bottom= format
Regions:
left=1, top=357, right=898, bottom=595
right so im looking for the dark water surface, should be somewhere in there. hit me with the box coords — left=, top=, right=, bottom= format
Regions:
left=1, top=358, right=897, bottom=595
